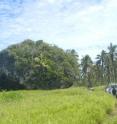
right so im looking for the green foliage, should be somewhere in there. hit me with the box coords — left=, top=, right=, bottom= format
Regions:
left=0, top=39, right=117, bottom=89
left=0, top=39, right=80, bottom=89
left=81, top=55, right=93, bottom=87
left=80, top=43, right=117, bottom=86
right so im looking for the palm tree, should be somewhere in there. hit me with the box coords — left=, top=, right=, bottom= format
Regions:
left=108, top=43, right=117, bottom=63
left=104, top=53, right=112, bottom=84
left=108, top=43, right=117, bottom=82
left=96, top=50, right=106, bottom=83
left=81, top=55, right=93, bottom=87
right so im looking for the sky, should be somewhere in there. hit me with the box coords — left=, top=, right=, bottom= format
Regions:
left=0, top=0, right=117, bottom=60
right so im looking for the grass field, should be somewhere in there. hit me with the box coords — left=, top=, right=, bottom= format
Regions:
left=0, top=87, right=116, bottom=124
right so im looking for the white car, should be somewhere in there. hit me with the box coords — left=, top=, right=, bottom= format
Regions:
left=106, top=84, right=117, bottom=94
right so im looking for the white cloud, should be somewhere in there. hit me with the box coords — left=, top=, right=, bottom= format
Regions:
left=0, top=0, right=117, bottom=59
left=46, top=0, right=57, bottom=3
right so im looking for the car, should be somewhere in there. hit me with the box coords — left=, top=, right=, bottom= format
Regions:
left=105, top=83, right=117, bottom=94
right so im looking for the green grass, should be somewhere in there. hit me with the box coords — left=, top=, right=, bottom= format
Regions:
left=0, top=87, right=116, bottom=124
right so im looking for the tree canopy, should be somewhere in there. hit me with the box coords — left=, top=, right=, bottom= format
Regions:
left=0, top=40, right=117, bottom=90
left=0, top=39, right=80, bottom=90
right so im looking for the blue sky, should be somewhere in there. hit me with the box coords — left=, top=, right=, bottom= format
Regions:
left=0, top=0, right=117, bottom=59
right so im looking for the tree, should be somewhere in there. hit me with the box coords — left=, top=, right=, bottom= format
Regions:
left=108, top=43, right=117, bottom=82
left=81, top=55, right=93, bottom=87
left=96, top=50, right=106, bottom=83
left=0, top=39, right=80, bottom=90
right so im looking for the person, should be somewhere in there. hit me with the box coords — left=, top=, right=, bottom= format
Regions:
left=112, top=87, right=117, bottom=98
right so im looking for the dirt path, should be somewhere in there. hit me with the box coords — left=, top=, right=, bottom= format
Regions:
left=109, top=104, right=117, bottom=117
left=103, top=100, right=117, bottom=124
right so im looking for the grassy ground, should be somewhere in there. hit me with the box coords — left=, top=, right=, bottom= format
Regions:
left=0, top=87, right=116, bottom=124
left=103, top=103, right=117, bottom=124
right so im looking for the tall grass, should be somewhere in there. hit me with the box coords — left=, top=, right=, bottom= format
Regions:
left=0, top=87, right=116, bottom=124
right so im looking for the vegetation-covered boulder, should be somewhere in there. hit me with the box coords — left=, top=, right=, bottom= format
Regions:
left=0, top=39, right=80, bottom=90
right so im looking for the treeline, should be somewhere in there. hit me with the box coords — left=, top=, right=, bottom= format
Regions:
left=0, top=40, right=117, bottom=90
left=81, top=43, right=117, bottom=87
